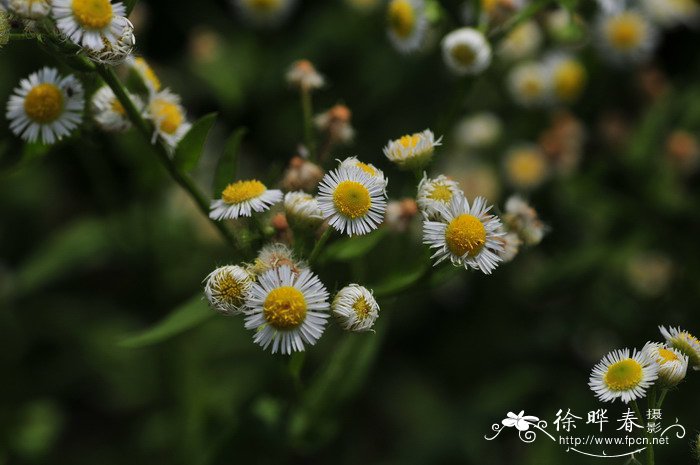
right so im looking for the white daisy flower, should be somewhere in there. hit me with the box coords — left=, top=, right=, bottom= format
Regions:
left=6, top=67, right=84, bottom=145
left=317, top=166, right=387, bottom=236
left=249, top=243, right=307, bottom=277
left=52, top=0, right=128, bottom=51
left=8, top=0, right=51, bottom=18
left=234, top=0, right=296, bottom=26
left=595, top=9, right=659, bottom=64
left=423, top=195, right=504, bottom=274
left=498, top=20, right=543, bottom=62
left=332, top=284, right=380, bottom=332
left=453, top=112, right=502, bottom=150
left=203, top=265, right=253, bottom=316
left=146, top=89, right=191, bottom=151
left=504, top=195, right=547, bottom=246
left=589, top=348, right=659, bottom=403
left=496, top=230, right=522, bottom=263
left=441, top=27, right=492, bottom=76
left=383, top=129, right=442, bottom=171
left=544, top=53, right=587, bottom=103
left=386, top=0, right=427, bottom=54
left=128, top=57, right=162, bottom=94
left=90, top=85, right=141, bottom=133
left=503, top=144, right=550, bottom=191
left=209, top=179, right=283, bottom=220
left=84, top=17, right=135, bottom=65
left=417, top=173, right=464, bottom=219
left=243, top=265, right=330, bottom=354
left=284, top=191, right=323, bottom=229
left=286, top=59, right=325, bottom=92
left=660, top=326, right=700, bottom=370
left=642, top=342, right=689, bottom=387
left=338, top=156, right=388, bottom=190
left=507, top=61, right=551, bottom=107
left=641, top=0, right=699, bottom=28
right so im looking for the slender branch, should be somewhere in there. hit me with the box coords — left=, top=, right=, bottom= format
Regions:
left=9, top=33, right=37, bottom=41
left=94, top=64, right=242, bottom=251
left=300, top=89, right=316, bottom=161
left=308, top=227, right=333, bottom=265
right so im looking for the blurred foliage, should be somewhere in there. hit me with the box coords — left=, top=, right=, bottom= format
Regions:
left=1, top=0, right=700, bottom=464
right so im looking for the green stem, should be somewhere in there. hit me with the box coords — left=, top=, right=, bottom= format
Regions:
left=656, top=389, right=668, bottom=409
left=288, top=351, right=305, bottom=394
left=300, top=89, right=316, bottom=161
left=9, top=33, right=37, bottom=41
left=308, top=227, right=332, bottom=265
left=94, top=64, right=242, bottom=252
left=631, top=400, right=654, bottom=465
left=487, top=0, right=551, bottom=40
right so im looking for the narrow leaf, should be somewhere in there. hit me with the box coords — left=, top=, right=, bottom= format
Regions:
left=321, top=228, right=387, bottom=263
left=119, top=295, right=213, bottom=348
left=213, top=127, right=247, bottom=195
left=173, top=113, right=218, bottom=172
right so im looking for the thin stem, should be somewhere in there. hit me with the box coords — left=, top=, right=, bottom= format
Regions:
left=656, top=389, right=668, bottom=409
left=300, top=89, right=316, bottom=161
left=94, top=64, right=242, bottom=252
left=9, top=33, right=37, bottom=41
left=308, top=227, right=332, bottom=265
left=631, top=400, right=654, bottom=465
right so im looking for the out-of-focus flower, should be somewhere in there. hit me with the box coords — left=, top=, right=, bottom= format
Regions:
left=270, top=212, right=292, bottom=244
left=589, top=348, right=658, bottom=403
left=0, top=10, right=10, bottom=48
left=539, top=111, right=586, bottom=176
left=480, top=0, right=526, bottom=23
left=508, top=61, right=550, bottom=107
left=449, top=163, right=501, bottom=203
left=423, top=195, right=504, bottom=274
left=503, top=144, right=550, bottom=191
left=441, top=28, right=492, bottom=76
left=637, top=66, right=668, bottom=102
left=495, top=229, right=522, bottom=263
left=284, top=191, right=323, bottom=229
left=83, top=16, right=134, bottom=65
left=9, top=0, right=50, bottom=19
left=545, top=53, right=586, bottom=104
left=339, top=156, right=388, bottom=190
left=146, top=89, right=191, bottom=151
left=595, top=9, right=658, bottom=64
left=315, top=104, right=355, bottom=145
left=204, top=265, right=253, bottom=315
left=281, top=155, right=325, bottom=192
left=386, top=0, right=427, bottom=54
left=210, top=180, right=283, bottom=220
left=659, top=326, right=700, bottom=370
left=642, top=342, right=688, bottom=387
left=626, top=252, right=673, bottom=298
left=345, top=0, right=379, bottom=12
left=6, top=67, right=84, bottom=144
left=317, top=166, right=387, bottom=236
left=52, top=0, right=129, bottom=51
left=286, top=59, right=325, bottom=92
left=233, top=0, right=296, bottom=26
left=250, top=243, right=306, bottom=277
left=188, top=28, right=221, bottom=64
left=128, top=57, right=161, bottom=94
left=665, top=130, right=700, bottom=174
left=641, top=0, right=699, bottom=28
left=417, top=173, right=463, bottom=219
left=546, top=8, right=588, bottom=45
left=453, top=112, right=502, bottom=150
left=498, top=20, right=542, bottom=62
left=384, top=198, right=418, bottom=233
left=332, top=284, right=380, bottom=332
left=244, top=266, right=329, bottom=354
left=503, top=195, right=546, bottom=246
left=91, top=85, right=141, bottom=132
left=383, top=129, right=442, bottom=171
left=598, top=111, right=631, bottom=149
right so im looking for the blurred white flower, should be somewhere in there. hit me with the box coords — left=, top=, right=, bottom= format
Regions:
left=441, top=28, right=492, bottom=76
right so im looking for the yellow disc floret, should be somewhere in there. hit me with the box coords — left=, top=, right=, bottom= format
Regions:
left=110, top=98, right=126, bottom=116
left=355, top=162, right=377, bottom=176
left=658, top=348, right=679, bottom=364
left=445, top=214, right=486, bottom=257
left=215, top=274, right=246, bottom=306
left=604, top=359, right=643, bottom=391
left=71, top=0, right=114, bottom=29
left=150, top=99, right=184, bottom=135
left=134, top=58, right=161, bottom=92
left=428, top=184, right=454, bottom=202
left=451, top=44, right=477, bottom=67
left=399, top=133, right=421, bottom=149
left=388, top=0, right=415, bottom=38
left=554, top=60, right=586, bottom=102
left=263, top=286, right=307, bottom=329
left=24, top=83, right=64, bottom=124
left=246, top=0, right=281, bottom=12
left=333, top=180, right=371, bottom=219
left=352, top=297, right=372, bottom=320
left=507, top=149, right=547, bottom=187
left=607, top=13, right=644, bottom=50
left=221, top=180, right=267, bottom=205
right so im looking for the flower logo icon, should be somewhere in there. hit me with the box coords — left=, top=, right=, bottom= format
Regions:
left=502, top=411, right=540, bottom=431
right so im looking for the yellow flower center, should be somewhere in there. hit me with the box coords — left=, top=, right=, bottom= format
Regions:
left=604, top=358, right=643, bottom=391
left=481, top=0, right=497, bottom=14
left=428, top=184, right=453, bottom=202
left=607, top=14, right=644, bottom=50
left=23, top=83, right=64, bottom=124
left=150, top=99, right=184, bottom=135
left=221, top=180, right=267, bottom=205
left=399, top=133, right=421, bottom=148
left=71, top=0, right=113, bottom=30
left=333, top=180, right=371, bottom=219
left=353, top=297, right=372, bottom=320
left=451, top=44, right=477, bottom=67
left=216, top=273, right=246, bottom=306
left=355, top=162, right=377, bottom=176
left=445, top=214, right=486, bottom=257
left=521, top=78, right=543, bottom=98
left=507, top=150, right=547, bottom=186
left=134, top=58, right=161, bottom=91
left=263, top=286, right=307, bottom=330
left=554, top=60, right=586, bottom=101
left=658, top=348, right=679, bottom=364
left=388, top=0, right=415, bottom=38
left=110, top=98, right=126, bottom=116
left=247, top=0, right=281, bottom=11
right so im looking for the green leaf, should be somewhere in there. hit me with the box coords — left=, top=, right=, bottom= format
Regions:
left=213, top=127, right=247, bottom=195
left=119, top=295, right=213, bottom=348
left=372, top=261, right=430, bottom=298
left=320, top=228, right=387, bottom=263
left=173, top=113, right=218, bottom=172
